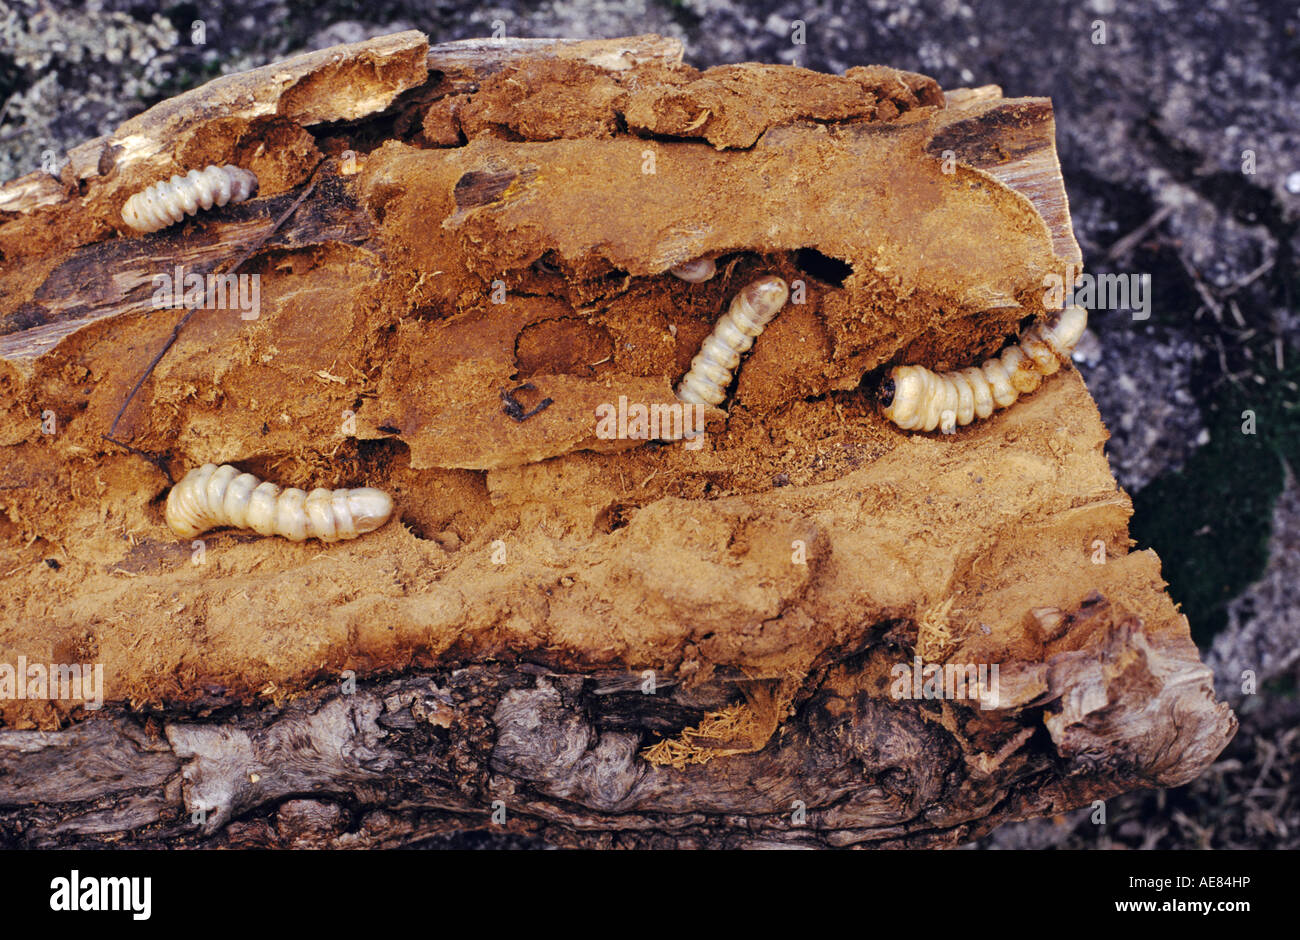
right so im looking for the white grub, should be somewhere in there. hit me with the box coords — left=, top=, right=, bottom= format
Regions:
left=120, top=165, right=259, bottom=233
left=669, top=258, right=717, bottom=283
left=165, top=463, right=392, bottom=543
left=676, top=274, right=789, bottom=407
left=881, top=305, right=1088, bottom=432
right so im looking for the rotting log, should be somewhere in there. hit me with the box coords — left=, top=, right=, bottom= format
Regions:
left=0, top=33, right=1234, bottom=848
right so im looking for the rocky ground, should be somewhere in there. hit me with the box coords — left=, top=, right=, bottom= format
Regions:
left=1, top=0, right=1295, bottom=849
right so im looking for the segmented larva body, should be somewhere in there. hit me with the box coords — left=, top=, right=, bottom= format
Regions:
left=676, top=275, right=789, bottom=407
left=121, top=165, right=259, bottom=233
left=670, top=258, right=717, bottom=283
left=165, top=463, right=393, bottom=542
left=881, top=305, right=1089, bottom=433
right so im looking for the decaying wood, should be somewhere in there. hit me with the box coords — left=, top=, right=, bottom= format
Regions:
left=0, top=595, right=1232, bottom=849
left=0, top=33, right=1234, bottom=848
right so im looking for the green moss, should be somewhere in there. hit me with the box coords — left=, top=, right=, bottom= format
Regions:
left=1130, top=359, right=1300, bottom=647
left=1262, top=672, right=1297, bottom=697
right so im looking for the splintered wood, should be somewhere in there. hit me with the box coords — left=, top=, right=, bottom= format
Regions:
left=0, top=32, right=1234, bottom=848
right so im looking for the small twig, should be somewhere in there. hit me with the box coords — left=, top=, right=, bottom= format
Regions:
left=1228, top=298, right=1247, bottom=329
left=1212, top=334, right=1244, bottom=390
left=103, top=158, right=329, bottom=474
left=1177, top=251, right=1223, bottom=323
left=1106, top=204, right=1174, bottom=261
left=1222, top=257, right=1275, bottom=297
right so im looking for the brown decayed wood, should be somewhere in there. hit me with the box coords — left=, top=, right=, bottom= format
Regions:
left=0, top=33, right=1233, bottom=848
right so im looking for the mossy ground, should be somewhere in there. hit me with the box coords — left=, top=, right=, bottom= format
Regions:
left=1131, top=357, right=1300, bottom=646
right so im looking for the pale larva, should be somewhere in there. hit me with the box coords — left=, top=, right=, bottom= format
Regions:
left=670, top=258, right=717, bottom=283
left=165, top=463, right=393, bottom=542
left=880, top=305, right=1089, bottom=433
left=676, top=274, right=790, bottom=407
left=121, top=165, right=259, bottom=233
